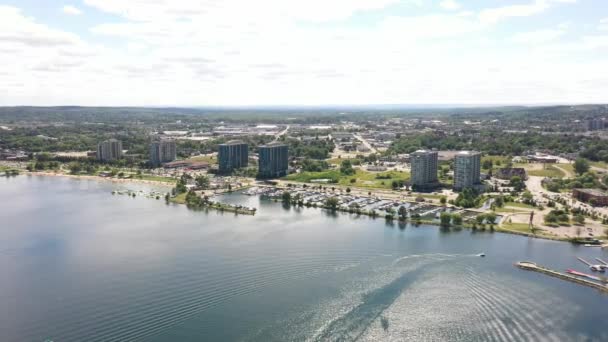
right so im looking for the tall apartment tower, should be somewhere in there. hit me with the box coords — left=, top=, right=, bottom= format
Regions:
left=586, top=118, right=605, bottom=131
left=218, top=140, right=249, bottom=173
left=258, top=142, right=289, bottom=178
left=453, top=151, right=481, bottom=191
left=150, top=139, right=177, bottom=166
left=410, top=150, right=438, bottom=188
left=97, top=139, right=123, bottom=162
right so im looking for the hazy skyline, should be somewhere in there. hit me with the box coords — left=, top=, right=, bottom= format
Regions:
left=1, top=0, right=608, bottom=106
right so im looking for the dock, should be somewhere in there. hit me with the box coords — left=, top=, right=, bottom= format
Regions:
left=515, top=261, right=608, bottom=293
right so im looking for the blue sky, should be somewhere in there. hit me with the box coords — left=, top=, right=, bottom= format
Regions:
left=1, top=0, right=607, bottom=106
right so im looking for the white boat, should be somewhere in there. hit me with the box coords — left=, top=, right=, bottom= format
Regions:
left=477, top=253, right=486, bottom=257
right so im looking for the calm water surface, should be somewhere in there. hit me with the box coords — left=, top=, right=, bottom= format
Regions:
left=1, top=175, right=607, bottom=341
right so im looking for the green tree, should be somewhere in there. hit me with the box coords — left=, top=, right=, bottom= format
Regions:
left=440, top=212, right=452, bottom=227
left=281, top=191, right=291, bottom=204
left=510, top=176, right=525, bottom=192
left=482, top=159, right=493, bottom=170
left=440, top=196, right=447, bottom=206
left=574, top=158, right=590, bottom=175
left=68, top=162, right=82, bottom=174
left=485, top=212, right=497, bottom=226
left=522, top=190, right=534, bottom=205
left=398, top=206, right=407, bottom=220
left=340, top=160, right=355, bottom=175
left=195, top=175, right=210, bottom=189
left=573, top=214, right=585, bottom=225
left=494, top=196, right=504, bottom=208
left=325, top=197, right=339, bottom=211
left=452, top=213, right=463, bottom=226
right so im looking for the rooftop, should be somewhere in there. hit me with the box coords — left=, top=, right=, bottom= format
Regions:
left=574, top=188, right=608, bottom=197
left=261, top=142, right=288, bottom=148
left=457, top=150, right=481, bottom=156
left=221, top=140, right=247, bottom=145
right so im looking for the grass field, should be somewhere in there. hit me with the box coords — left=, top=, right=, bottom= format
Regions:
left=509, top=162, right=568, bottom=178
left=504, top=201, right=536, bottom=209
left=285, top=169, right=410, bottom=189
left=494, top=202, right=536, bottom=213
left=526, top=166, right=564, bottom=178
left=591, top=161, right=608, bottom=170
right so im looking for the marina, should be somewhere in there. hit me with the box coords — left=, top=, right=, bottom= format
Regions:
left=259, top=187, right=495, bottom=224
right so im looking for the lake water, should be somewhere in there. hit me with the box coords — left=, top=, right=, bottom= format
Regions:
left=1, top=175, right=608, bottom=341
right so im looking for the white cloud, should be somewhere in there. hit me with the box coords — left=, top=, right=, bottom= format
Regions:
left=440, top=0, right=461, bottom=11
left=599, top=18, right=608, bottom=31
left=479, top=0, right=576, bottom=24
left=1, top=0, right=606, bottom=106
left=510, top=28, right=566, bottom=44
left=0, top=6, right=81, bottom=46
left=62, top=5, right=82, bottom=16
left=83, top=0, right=401, bottom=23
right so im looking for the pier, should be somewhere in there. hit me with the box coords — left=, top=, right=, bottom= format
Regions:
left=515, top=261, right=608, bottom=293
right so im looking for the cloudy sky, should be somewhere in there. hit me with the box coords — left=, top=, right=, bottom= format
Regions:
left=1, top=0, right=607, bottom=106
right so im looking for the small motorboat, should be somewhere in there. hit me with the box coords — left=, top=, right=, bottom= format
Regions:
left=477, top=253, right=486, bottom=257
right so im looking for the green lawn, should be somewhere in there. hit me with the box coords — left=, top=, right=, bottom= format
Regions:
left=591, top=161, right=608, bottom=170
left=170, top=192, right=187, bottom=204
left=285, top=169, right=410, bottom=189
left=504, top=201, right=536, bottom=209
left=526, top=166, right=565, bottom=178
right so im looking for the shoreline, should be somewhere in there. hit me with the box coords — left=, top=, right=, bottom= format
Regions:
left=13, top=172, right=604, bottom=244
left=27, top=171, right=175, bottom=187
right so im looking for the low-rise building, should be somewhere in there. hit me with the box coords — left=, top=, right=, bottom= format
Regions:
left=526, top=155, right=558, bottom=163
left=495, top=168, right=528, bottom=180
left=572, top=188, right=608, bottom=206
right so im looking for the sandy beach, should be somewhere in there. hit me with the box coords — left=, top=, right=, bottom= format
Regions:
left=28, top=171, right=175, bottom=187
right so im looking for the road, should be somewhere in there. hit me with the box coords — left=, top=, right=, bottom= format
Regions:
left=353, top=134, right=377, bottom=154
left=274, top=125, right=290, bottom=142
left=553, top=164, right=574, bottom=178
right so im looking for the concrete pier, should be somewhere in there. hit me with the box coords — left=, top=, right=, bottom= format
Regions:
left=515, top=261, right=608, bottom=293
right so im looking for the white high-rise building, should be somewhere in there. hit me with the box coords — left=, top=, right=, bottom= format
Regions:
left=150, top=140, right=177, bottom=166
left=453, top=151, right=481, bottom=191
left=97, top=139, right=123, bottom=162
left=410, top=150, right=438, bottom=188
